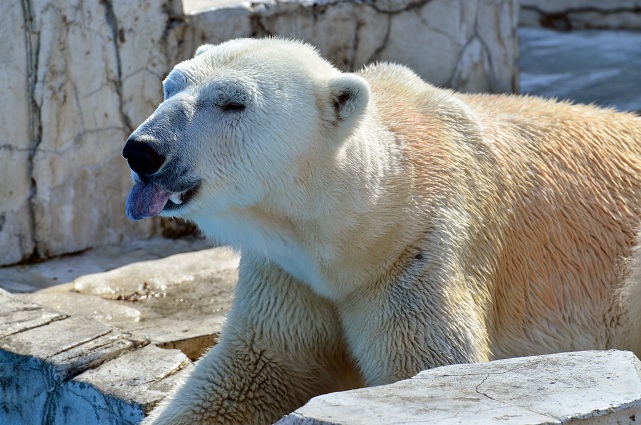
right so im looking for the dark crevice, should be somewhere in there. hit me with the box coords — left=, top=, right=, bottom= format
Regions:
left=20, top=0, right=42, bottom=263
left=100, top=0, right=134, bottom=133
left=249, top=14, right=272, bottom=37
left=364, top=14, right=392, bottom=64
left=522, top=5, right=641, bottom=31
left=0, top=314, right=68, bottom=340
left=366, top=0, right=434, bottom=16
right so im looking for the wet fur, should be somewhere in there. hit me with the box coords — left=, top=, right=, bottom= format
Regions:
left=134, top=39, right=641, bottom=425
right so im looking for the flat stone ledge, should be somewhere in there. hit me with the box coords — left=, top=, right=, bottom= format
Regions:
left=13, top=246, right=238, bottom=361
left=0, top=246, right=238, bottom=424
left=0, top=289, right=193, bottom=424
left=278, top=350, right=641, bottom=425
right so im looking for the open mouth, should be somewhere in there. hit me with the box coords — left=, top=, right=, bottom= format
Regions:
left=164, top=183, right=200, bottom=211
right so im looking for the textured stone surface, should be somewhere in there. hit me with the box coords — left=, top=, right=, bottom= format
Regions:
left=0, top=290, right=150, bottom=425
left=10, top=246, right=238, bottom=360
left=1, top=246, right=237, bottom=424
left=2, top=0, right=519, bottom=267
left=184, top=0, right=520, bottom=93
left=0, top=235, right=209, bottom=293
left=0, top=2, right=36, bottom=266
left=277, top=350, right=641, bottom=425
left=0, top=0, right=187, bottom=266
left=520, top=0, right=641, bottom=30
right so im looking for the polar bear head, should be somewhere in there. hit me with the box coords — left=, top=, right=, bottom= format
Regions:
left=123, top=39, right=370, bottom=238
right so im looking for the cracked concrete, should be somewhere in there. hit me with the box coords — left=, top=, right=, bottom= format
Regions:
left=1, top=0, right=189, bottom=267
left=278, top=350, right=641, bottom=425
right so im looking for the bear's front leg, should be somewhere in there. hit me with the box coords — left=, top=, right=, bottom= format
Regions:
left=338, top=264, right=491, bottom=386
left=143, top=255, right=355, bottom=425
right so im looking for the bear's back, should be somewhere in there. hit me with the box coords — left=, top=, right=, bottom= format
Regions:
left=359, top=62, right=641, bottom=358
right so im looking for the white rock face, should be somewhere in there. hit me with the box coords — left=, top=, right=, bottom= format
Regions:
left=520, top=0, right=641, bottom=30
left=1, top=0, right=185, bottom=265
left=278, top=350, right=641, bottom=425
left=184, top=0, right=519, bottom=93
left=0, top=2, right=35, bottom=266
left=2, top=0, right=518, bottom=266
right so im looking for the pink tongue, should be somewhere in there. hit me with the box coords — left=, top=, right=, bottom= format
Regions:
left=126, top=181, right=171, bottom=220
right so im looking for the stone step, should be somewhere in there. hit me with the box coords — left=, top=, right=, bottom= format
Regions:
left=9, top=244, right=238, bottom=361
left=278, top=350, right=641, bottom=425
left=0, top=245, right=239, bottom=424
left=3, top=251, right=641, bottom=424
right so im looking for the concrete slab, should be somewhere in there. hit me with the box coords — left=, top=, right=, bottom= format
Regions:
left=20, top=247, right=239, bottom=360
left=278, top=350, right=641, bottom=425
left=0, top=235, right=210, bottom=293
left=1, top=246, right=237, bottom=423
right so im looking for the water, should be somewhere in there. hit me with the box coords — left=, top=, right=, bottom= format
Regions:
left=519, top=28, right=641, bottom=113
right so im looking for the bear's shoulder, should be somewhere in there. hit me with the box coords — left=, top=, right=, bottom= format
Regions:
left=357, top=63, right=436, bottom=100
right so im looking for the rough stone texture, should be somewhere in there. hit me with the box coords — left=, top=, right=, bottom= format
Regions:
left=0, top=235, right=209, bottom=293
left=183, top=0, right=520, bottom=94
left=12, top=246, right=239, bottom=360
left=520, top=0, right=641, bottom=31
left=1, top=0, right=518, bottom=267
left=0, top=289, right=149, bottom=425
left=0, top=2, right=36, bottom=266
left=277, top=350, right=641, bottom=425
left=0, top=0, right=188, bottom=266
left=0, top=248, right=238, bottom=424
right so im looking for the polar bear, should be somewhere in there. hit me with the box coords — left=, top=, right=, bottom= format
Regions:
left=123, top=38, right=641, bottom=425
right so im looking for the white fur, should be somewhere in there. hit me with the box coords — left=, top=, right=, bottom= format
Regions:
left=130, top=38, right=641, bottom=425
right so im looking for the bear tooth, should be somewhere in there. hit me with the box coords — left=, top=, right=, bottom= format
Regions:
left=169, top=192, right=183, bottom=205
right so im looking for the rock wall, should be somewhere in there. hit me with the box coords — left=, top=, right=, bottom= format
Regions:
left=183, top=0, right=520, bottom=94
left=278, top=350, right=641, bottom=425
left=520, top=0, right=641, bottom=30
left=1, top=0, right=187, bottom=266
left=1, top=0, right=519, bottom=266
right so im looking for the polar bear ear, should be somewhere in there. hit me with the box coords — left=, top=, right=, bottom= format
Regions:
left=194, top=44, right=215, bottom=57
left=327, top=74, right=370, bottom=129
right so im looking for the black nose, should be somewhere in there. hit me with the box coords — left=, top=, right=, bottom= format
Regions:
left=122, top=138, right=166, bottom=177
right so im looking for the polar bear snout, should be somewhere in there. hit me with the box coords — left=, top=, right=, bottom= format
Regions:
left=123, top=138, right=166, bottom=179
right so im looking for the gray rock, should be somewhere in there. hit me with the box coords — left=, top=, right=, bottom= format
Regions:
left=0, top=235, right=210, bottom=293
left=0, top=289, right=193, bottom=425
left=13, top=247, right=238, bottom=360
left=1, top=247, right=238, bottom=424
left=277, top=350, right=641, bottom=425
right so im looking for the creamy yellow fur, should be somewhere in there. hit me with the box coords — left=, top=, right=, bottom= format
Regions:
left=362, top=63, right=641, bottom=359
left=132, top=39, right=641, bottom=425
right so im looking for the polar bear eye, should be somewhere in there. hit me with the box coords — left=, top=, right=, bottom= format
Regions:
left=221, top=101, right=246, bottom=112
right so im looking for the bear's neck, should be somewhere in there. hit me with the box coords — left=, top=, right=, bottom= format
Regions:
left=201, top=112, right=417, bottom=300
left=300, top=115, right=418, bottom=298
